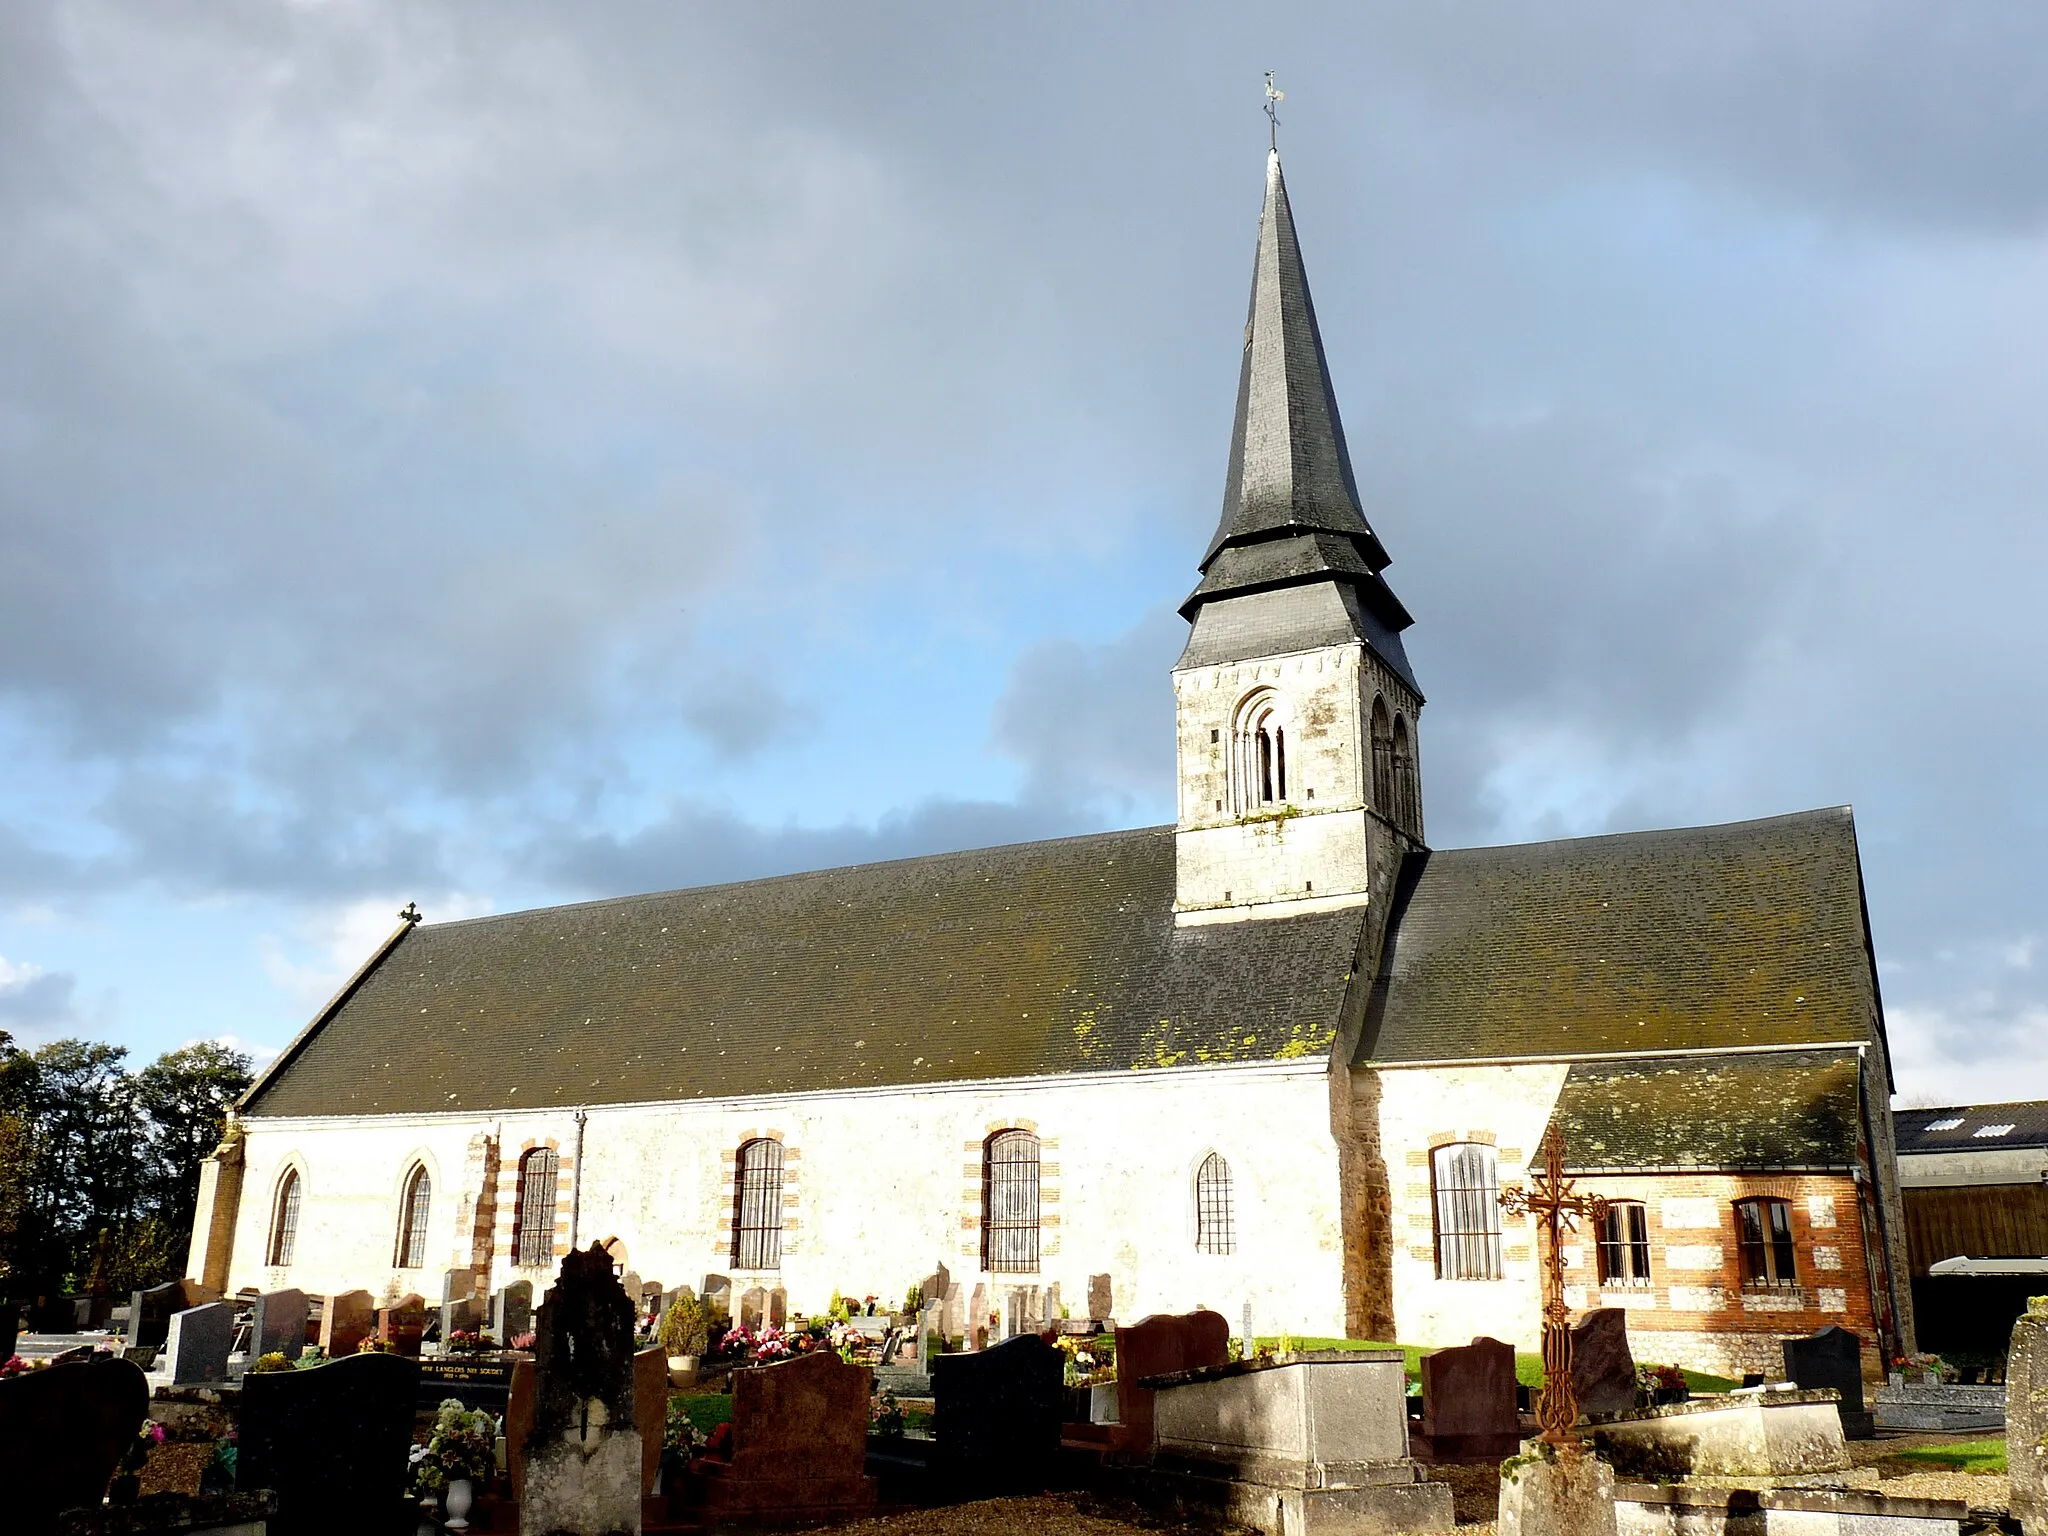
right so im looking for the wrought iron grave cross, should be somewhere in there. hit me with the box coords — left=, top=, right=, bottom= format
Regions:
left=1498, top=1125, right=1608, bottom=1448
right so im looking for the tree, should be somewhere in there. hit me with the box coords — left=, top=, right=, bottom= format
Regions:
left=133, top=1042, right=253, bottom=1232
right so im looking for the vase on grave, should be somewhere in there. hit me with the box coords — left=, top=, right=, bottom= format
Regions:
left=444, top=1476, right=473, bottom=1530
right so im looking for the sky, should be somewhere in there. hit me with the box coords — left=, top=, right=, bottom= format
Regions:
left=3, top=1, right=2045, bottom=1106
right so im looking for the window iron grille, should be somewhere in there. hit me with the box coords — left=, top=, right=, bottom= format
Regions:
left=1195, top=1152, right=1235, bottom=1255
left=396, top=1165, right=431, bottom=1269
left=983, top=1130, right=1042, bottom=1273
left=515, top=1148, right=559, bottom=1268
left=1736, top=1197, right=1798, bottom=1288
left=1431, top=1143, right=1503, bottom=1281
left=269, top=1169, right=300, bottom=1267
left=732, top=1139, right=785, bottom=1271
left=1597, top=1199, right=1652, bottom=1285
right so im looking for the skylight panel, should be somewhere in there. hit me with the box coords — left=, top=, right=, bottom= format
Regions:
left=1973, top=1123, right=2017, bottom=1138
left=1923, top=1117, right=1964, bottom=1131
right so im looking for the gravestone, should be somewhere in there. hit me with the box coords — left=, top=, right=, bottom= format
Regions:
left=1570, top=1307, right=1637, bottom=1417
left=238, top=1351, right=420, bottom=1536
left=932, top=1333, right=1063, bottom=1494
left=767, top=1287, right=787, bottom=1328
left=519, top=1243, right=641, bottom=1536
left=506, top=1356, right=537, bottom=1504
left=1114, top=1309, right=1231, bottom=1456
left=442, top=1267, right=476, bottom=1304
left=251, top=1288, right=308, bottom=1360
left=0, top=1299, right=18, bottom=1363
left=492, top=1279, right=534, bottom=1344
left=439, top=1290, right=484, bottom=1343
left=2008, top=1298, right=2048, bottom=1536
left=939, top=1282, right=964, bottom=1344
left=920, top=1263, right=950, bottom=1319
left=1783, top=1325, right=1873, bottom=1439
left=0, top=1355, right=149, bottom=1535
left=1499, top=1447, right=1617, bottom=1536
left=126, top=1281, right=186, bottom=1350
left=917, top=1301, right=941, bottom=1373
left=700, top=1274, right=732, bottom=1329
left=967, top=1283, right=989, bottom=1349
left=377, top=1294, right=429, bottom=1357
left=1088, top=1273, right=1113, bottom=1323
left=634, top=1345, right=667, bottom=1494
left=318, top=1290, right=375, bottom=1358
left=740, top=1287, right=766, bottom=1330
left=681, top=1350, right=877, bottom=1524
left=1417, top=1335, right=1520, bottom=1461
left=162, top=1301, right=233, bottom=1385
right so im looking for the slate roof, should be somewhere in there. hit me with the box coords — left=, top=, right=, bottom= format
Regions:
left=1356, top=808, right=1880, bottom=1065
left=241, top=828, right=1369, bottom=1119
left=1179, top=151, right=1415, bottom=686
left=1894, top=1101, right=2048, bottom=1152
left=1541, top=1048, right=1866, bottom=1173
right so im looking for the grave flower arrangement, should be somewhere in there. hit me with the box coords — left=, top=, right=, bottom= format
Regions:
left=1636, top=1363, right=1688, bottom=1405
left=662, top=1397, right=706, bottom=1481
left=199, top=1430, right=237, bottom=1495
left=828, top=1322, right=864, bottom=1364
left=409, top=1397, right=497, bottom=1499
left=108, top=1419, right=167, bottom=1503
left=444, top=1328, right=496, bottom=1357
left=1891, top=1351, right=1957, bottom=1384
left=0, top=1355, right=34, bottom=1376
left=1056, top=1334, right=1116, bottom=1387
left=249, top=1352, right=294, bottom=1374
left=871, top=1388, right=906, bottom=1439
left=355, top=1335, right=395, bottom=1353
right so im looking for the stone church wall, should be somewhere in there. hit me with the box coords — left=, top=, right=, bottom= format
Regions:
left=225, top=1058, right=1348, bottom=1335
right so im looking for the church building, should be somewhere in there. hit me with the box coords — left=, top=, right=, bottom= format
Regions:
left=188, top=150, right=1915, bottom=1381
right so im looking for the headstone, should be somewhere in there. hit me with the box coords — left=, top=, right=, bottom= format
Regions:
left=127, top=1281, right=186, bottom=1350
left=700, top=1274, right=732, bottom=1328
left=2007, top=1298, right=2048, bottom=1536
left=1148, top=1350, right=1452, bottom=1531
left=1417, top=1336, right=1520, bottom=1461
left=377, top=1294, right=429, bottom=1357
left=917, top=1302, right=941, bottom=1373
left=506, top=1356, right=536, bottom=1504
left=162, top=1301, right=233, bottom=1385
left=967, top=1283, right=989, bottom=1349
left=740, top=1287, right=766, bottom=1330
left=939, top=1282, right=963, bottom=1343
left=767, top=1287, right=787, bottom=1328
left=251, top=1288, right=308, bottom=1360
left=519, top=1243, right=641, bottom=1536
left=442, top=1267, right=476, bottom=1304
left=681, top=1351, right=878, bottom=1524
left=1114, top=1310, right=1231, bottom=1456
left=1783, top=1325, right=1873, bottom=1439
left=439, top=1290, right=484, bottom=1343
left=920, top=1263, right=950, bottom=1320
left=1569, top=1307, right=1636, bottom=1417
left=318, top=1290, right=375, bottom=1358
left=1088, top=1273, right=1113, bottom=1323
left=492, top=1279, right=534, bottom=1344
left=1241, top=1302, right=1253, bottom=1356
left=0, top=1355, right=149, bottom=1534
left=932, top=1333, right=1063, bottom=1493
left=634, top=1346, right=667, bottom=1494
left=238, top=1351, right=420, bottom=1536
left=1498, top=1447, right=1618, bottom=1536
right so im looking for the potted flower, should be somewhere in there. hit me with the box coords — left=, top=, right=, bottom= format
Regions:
left=660, top=1293, right=706, bottom=1385
left=660, top=1398, right=704, bottom=1492
left=411, top=1397, right=497, bottom=1530
left=108, top=1419, right=166, bottom=1503
left=1638, top=1363, right=1689, bottom=1407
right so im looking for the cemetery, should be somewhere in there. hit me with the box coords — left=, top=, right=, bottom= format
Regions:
left=1, top=1232, right=2040, bottom=1536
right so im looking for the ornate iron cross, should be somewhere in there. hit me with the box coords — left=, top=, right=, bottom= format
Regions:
left=1498, top=1124, right=1608, bottom=1448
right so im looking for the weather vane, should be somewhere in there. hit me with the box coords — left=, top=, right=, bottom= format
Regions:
left=1264, top=71, right=1285, bottom=152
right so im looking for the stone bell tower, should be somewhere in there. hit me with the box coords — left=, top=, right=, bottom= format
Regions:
left=1174, top=150, right=1424, bottom=922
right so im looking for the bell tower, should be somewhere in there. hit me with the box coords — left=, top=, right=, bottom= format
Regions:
left=1174, top=150, right=1424, bottom=922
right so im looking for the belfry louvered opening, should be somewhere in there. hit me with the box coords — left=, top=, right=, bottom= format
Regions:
left=732, top=1139, right=785, bottom=1271
left=982, top=1130, right=1041, bottom=1273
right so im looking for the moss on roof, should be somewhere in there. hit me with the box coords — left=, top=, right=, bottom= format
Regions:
left=1357, top=809, right=1879, bottom=1065
left=1543, top=1049, right=1865, bottom=1172
left=243, top=827, right=1369, bottom=1118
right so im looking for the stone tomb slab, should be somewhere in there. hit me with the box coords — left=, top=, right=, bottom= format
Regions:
left=0, top=1355, right=150, bottom=1536
left=682, top=1350, right=877, bottom=1523
left=1113, top=1309, right=1230, bottom=1458
left=236, top=1351, right=421, bottom=1536
left=932, top=1333, right=1064, bottom=1495
left=2009, top=1298, right=2048, bottom=1536
left=1570, top=1308, right=1638, bottom=1419
left=162, top=1303, right=234, bottom=1386
left=1415, top=1336, right=1520, bottom=1463
left=1140, top=1351, right=1452, bottom=1534
left=1499, top=1446, right=1616, bottom=1536
left=1872, top=1380, right=2006, bottom=1433
left=1612, top=1480, right=1967, bottom=1534
left=1781, top=1326, right=1873, bottom=1440
left=1585, top=1391, right=1865, bottom=1489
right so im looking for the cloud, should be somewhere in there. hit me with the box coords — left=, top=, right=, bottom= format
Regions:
left=258, top=892, right=496, bottom=1015
left=0, top=955, right=80, bottom=1032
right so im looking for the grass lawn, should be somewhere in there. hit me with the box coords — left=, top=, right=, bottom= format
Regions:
left=1252, top=1337, right=1738, bottom=1396
left=673, top=1391, right=734, bottom=1434
left=1890, top=1439, right=2007, bottom=1475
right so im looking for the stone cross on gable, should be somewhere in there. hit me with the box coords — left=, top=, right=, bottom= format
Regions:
left=1499, top=1124, right=1608, bottom=1449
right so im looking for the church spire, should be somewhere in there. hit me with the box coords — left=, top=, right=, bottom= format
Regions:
left=1179, top=150, right=1417, bottom=690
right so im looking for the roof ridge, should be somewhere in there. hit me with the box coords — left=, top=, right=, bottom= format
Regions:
left=1432, top=805, right=1854, bottom=859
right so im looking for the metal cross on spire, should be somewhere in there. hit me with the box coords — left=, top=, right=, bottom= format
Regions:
left=1499, top=1124, right=1609, bottom=1449
left=1264, top=71, right=1285, bottom=151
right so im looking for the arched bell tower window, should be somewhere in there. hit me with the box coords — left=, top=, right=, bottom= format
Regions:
left=1231, top=690, right=1289, bottom=814
left=1370, top=696, right=1394, bottom=812
left=1391, top=713, right=1417, bottom=829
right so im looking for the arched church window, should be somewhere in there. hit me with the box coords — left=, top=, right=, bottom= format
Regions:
left=1370, top=697, right=1394, bottom=812
left=394, top=1163, right=431, bottom=1270
left=732, top=1139, right=785, bottom=1271
left=1232, top=691, right=1289, bottom=813
left=514, top=1148, right=559, bottom=1268
left=268, top=1168, right=300, bottom=1267
left=982, top=1130, right=1041, bottom=1273
left=1391, top=714, right=1416, bottom=828
left=1430, top=1143, right=1502, bottom=1281
left=1194, top=1152, right=1236, bottom=1255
